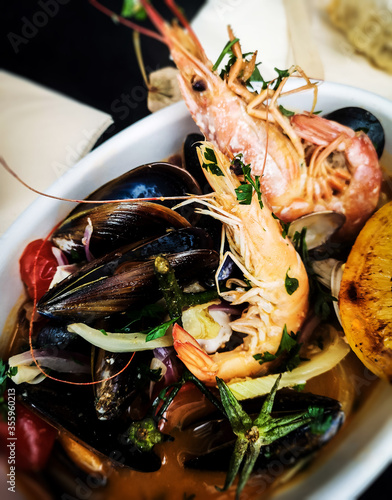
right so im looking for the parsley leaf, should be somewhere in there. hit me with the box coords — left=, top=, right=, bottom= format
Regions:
left=232, top=155, right=264, bottom=209
left=279, top=105, right=295, bottom=117
left=212, top=38, right=239, bottom=72
left=235, top=183, right=253, bottom=205
left=202, top=147, right=224, bottom=176
left=272, top=212, right=291, bottom=238
left=121, top=0, right=147, bottom=20
left=285, top=269, right=299, bottom=295
left=253, top=325, right=304, bottom=372
left=145, top=317, right=179, bottom=342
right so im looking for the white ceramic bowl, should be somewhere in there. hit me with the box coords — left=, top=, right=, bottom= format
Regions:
left=1, top=81, right=391, bottom=499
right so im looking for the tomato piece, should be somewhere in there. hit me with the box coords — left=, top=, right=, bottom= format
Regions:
left=19, top=239, right=58, bottom=300
left=0, top=403, right=57, bottom=471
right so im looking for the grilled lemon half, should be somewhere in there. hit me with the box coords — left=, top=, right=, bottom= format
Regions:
left=339, top=201, right=392, bottom=382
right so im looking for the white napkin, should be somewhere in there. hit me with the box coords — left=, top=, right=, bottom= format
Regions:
left=0, top=71, right=113, bottom=236
left=192, top=0, right=392, bottom=99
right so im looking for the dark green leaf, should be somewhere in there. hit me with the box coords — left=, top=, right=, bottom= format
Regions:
left=235, top=183, right=253, bottom=205
left=100, top=329, right=108, bottom=336
left=279, top=105, right=295, bottom=117
left=121, top=0, right=147, bottom=20
left=145, top=317, right=179, bottom=342
left=285, top=269, right=299, bottom=295
left=212, top=38, right=239, bottom=72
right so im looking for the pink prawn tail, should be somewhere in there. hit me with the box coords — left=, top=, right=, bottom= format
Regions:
left=291, top=113, right=356, bottom=146
left=172, top=324, right=217, bottom=385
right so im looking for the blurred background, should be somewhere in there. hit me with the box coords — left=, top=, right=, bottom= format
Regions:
left=1, top=0, right=392, bottom=498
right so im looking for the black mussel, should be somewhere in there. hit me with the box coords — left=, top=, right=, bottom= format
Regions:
left=51, top=201, right=191, bottom=260
left=14, top=378, right=161, bottom=472
left=323, top=107, right=385, bottom=157
left=38, top=246, right=219, bottom=321
left=184, top=389, right=343, bottom=472
left=69, top=162, right=202, bottom=223
left=36, top=320, right=84, bottom=351
left=94, top=350, right=156, bottom=421
left=183, top=133, right=212, bottom=193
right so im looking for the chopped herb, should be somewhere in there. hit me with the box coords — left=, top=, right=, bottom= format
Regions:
left=279, top=105, right=295, bottom=117
left=145, top=317, right=179, bottom=342
left=253, top=325, right=304, bottom=372
left=235, top=183, right=253, bottom=205
left=293, top=383, right=306, bottom=392
left=313, top=110, right=323, bottom=115
left=212, top=38, right=239, bottom=72
left=202, top=147, right=224, bottom=176
left=100, top=329, right=108, bottom=336
left=232, top=155, right=264, bottom=210
left=272, top=212, right=291, bottom=238
left=121, top=0, right=147, bottom=20
left=285, top=269, right=299, bottom=295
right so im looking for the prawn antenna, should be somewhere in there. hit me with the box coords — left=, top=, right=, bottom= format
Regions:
left=89, top=0, right=164, bottom=42
left=0, top=156, right=210, bottom=205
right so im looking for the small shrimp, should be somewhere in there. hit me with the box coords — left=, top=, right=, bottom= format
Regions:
left=172, top=144, right=309, bottom=385
left=104, top=0, right=382, bottom=239
left=290, top=113, right=382, bottom=239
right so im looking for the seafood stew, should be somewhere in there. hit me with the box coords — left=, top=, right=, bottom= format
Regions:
left=1, top=85, right=392, bottom=500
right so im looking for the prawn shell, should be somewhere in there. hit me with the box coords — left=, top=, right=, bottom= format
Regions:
left=69, top=162, right=203, bottom=223
left=323, top=107, right=385, bottom=158
left=184, top=389, right=343, bottom=471
left=37, top=246, right=219, bottom=321
left=51, top=201, right=191, bottom=259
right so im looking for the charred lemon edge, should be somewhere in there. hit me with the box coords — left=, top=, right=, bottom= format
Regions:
left=339, top=201, right=392, bottom=382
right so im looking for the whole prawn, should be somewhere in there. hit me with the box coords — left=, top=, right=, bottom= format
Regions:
left=172, top=144, right=309, bottom=385
left=91, top=0, right=382, bottom=240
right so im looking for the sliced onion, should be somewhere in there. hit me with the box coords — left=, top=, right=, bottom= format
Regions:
left=153, top=347, right=181, bottom=386
left=68, top=323, right=173, bottom=352
left=227, top=325, right=350, bottom=400
left=9, top=348, right=90, bottom=385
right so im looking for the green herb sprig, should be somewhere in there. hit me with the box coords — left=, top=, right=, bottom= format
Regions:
left=233, top=155, right=264, bottom=210
left=253, top=325, right=304, bottom=372
left=216, top=375, right=329, bottom=499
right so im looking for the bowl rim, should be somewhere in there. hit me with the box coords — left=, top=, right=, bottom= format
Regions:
left=1, top=79, right=392, bottom=499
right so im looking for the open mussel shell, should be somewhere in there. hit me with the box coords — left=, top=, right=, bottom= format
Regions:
left=14, top=378, right=161, bottom=472
left=287, top=211, right=346, bottom=250
left=51, top=201, right=191, bottom=259
left=184, top=389, right=344, bottom=471
left=323, top=107, right=385, bottom=158
left=38, top=240, right=219, bottom=321
left=94, top=350, right=154, bottom=421
left=69, top=162, right=202, bottom=222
